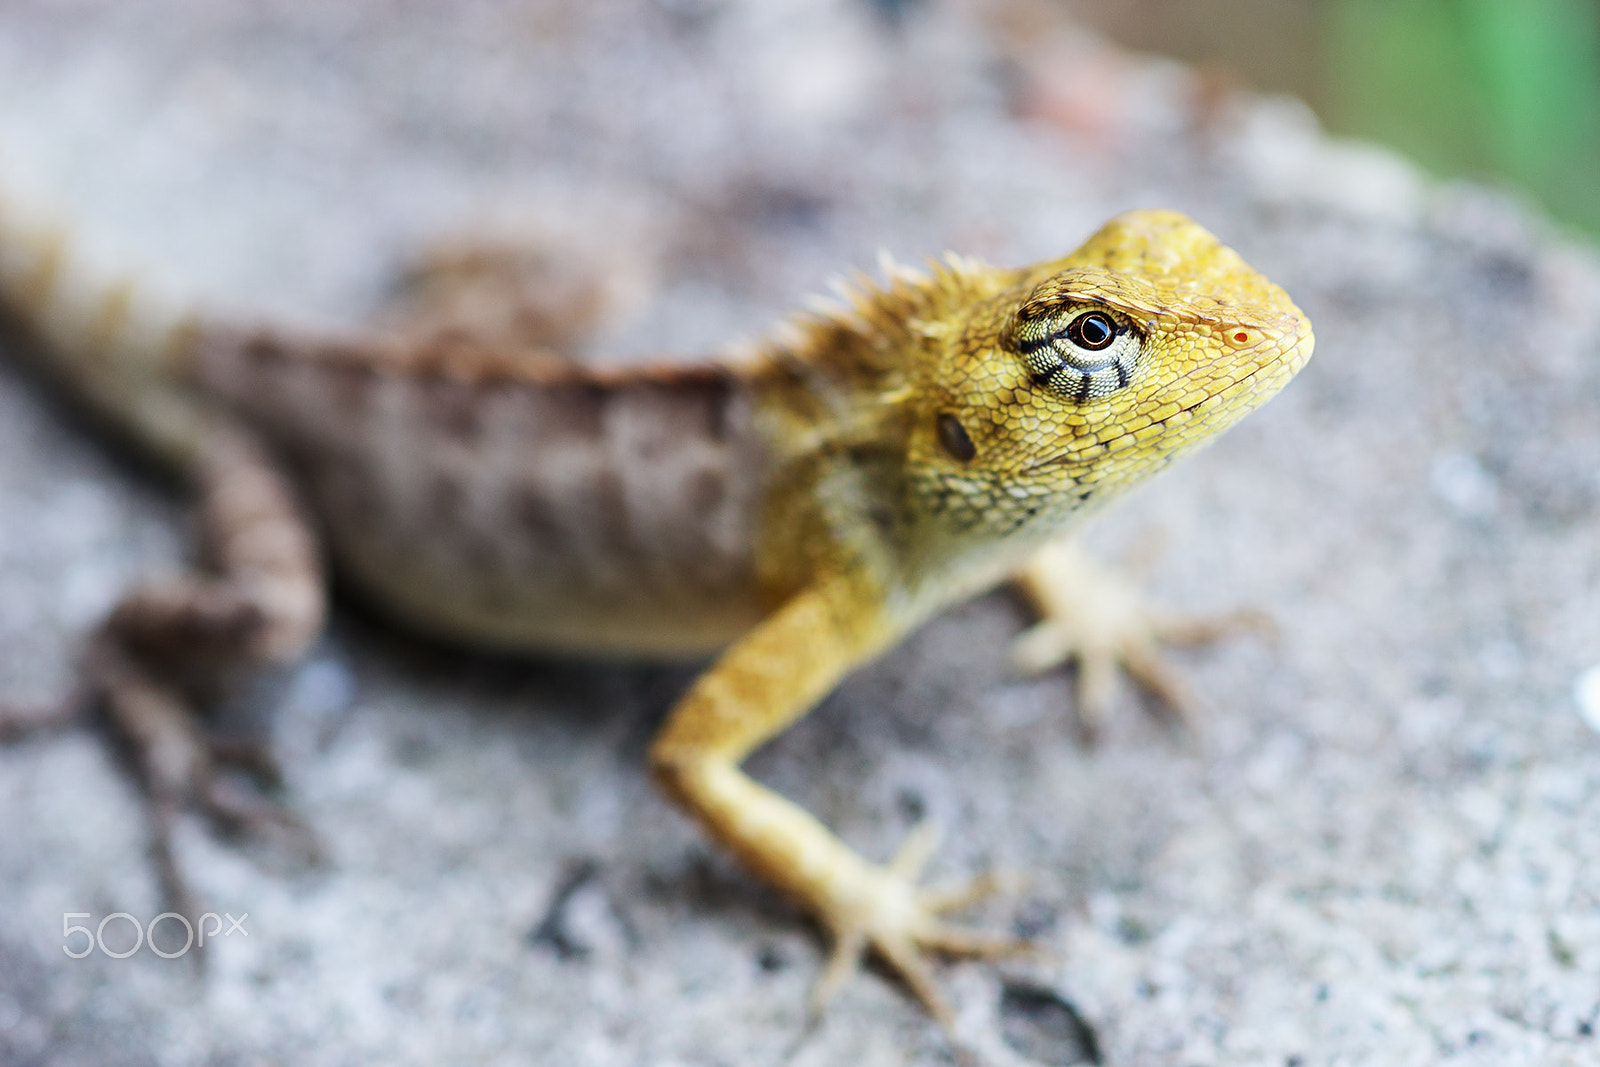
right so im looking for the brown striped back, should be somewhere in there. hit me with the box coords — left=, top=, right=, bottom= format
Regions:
left=195, top=330, right=770, bottom=656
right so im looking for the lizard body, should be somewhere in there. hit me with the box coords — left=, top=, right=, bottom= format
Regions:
left=0, top=192, right=1312, bottom=1021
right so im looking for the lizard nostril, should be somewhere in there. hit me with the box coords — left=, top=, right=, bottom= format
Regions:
left=936, top=413, right=976, bottom=462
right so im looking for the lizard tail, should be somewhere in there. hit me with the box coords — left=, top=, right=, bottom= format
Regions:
left=0, top=174, right=219, bottom=473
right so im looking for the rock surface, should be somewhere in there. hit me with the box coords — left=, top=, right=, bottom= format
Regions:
left=1, top=2, right=1597, bottom=1065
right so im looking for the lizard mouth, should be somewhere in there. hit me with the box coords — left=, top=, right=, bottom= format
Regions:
left=1021, top=338, right=1308, bottom=474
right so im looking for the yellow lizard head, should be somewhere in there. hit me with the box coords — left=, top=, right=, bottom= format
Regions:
left=907, top=209, right=1313, bottom=551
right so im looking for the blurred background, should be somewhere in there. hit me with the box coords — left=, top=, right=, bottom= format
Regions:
left=1072, top=0, right=1600, bottom=237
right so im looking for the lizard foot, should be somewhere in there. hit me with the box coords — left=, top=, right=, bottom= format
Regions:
left=93, top=643, right=321, bottom=927
left=0, top=695, right=82, bottom=741
left=1010, top=540, right=1273, bottom=738
left=91, top=634, right=319, bottom=933
left=810, top=823, right=1030, bottom=1029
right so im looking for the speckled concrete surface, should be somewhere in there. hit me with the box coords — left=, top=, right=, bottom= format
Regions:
left=0, top=2, right=1597, bottom=1065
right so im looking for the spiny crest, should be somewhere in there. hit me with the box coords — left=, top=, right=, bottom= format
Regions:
left=763, top=250, right=1005, bottom=372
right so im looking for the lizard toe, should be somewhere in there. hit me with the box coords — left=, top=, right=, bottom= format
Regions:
left=808, top=822, right=1029, bottom=1027
left=1009, top=542, right=1276, bottom=736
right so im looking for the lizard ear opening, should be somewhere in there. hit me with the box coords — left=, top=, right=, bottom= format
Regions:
left=935, top=412, right=976, bottom=462
left=1008, top=303, right=1143, bottom=404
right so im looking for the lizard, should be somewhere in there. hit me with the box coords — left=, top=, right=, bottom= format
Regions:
left=0, top=188, right=1313, bottom=1024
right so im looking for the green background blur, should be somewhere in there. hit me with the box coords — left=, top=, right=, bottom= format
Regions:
left=1071, top=0, right=1600, bottom=237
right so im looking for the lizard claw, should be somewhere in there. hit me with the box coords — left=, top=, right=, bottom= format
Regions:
left=0, top=694, right=83, bottom=741
left=808, top=823, right=1031, bottom=1028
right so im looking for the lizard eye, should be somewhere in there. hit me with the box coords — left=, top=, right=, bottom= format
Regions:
left=1065, top=311, right=1117, bottom=350
left=1008, top=303, right=1143, bottom=403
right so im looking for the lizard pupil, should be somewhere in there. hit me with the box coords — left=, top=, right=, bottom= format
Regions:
left=935, top=413, right=976, bottom=462
left=1064, top=311, right=1116, bottom=351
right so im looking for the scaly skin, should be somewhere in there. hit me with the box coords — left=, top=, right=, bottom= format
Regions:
left=0, top=193, right=1312, bottom=1024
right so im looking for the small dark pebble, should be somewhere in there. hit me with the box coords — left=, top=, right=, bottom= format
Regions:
left=999, top=983, right=1103, bottom=1065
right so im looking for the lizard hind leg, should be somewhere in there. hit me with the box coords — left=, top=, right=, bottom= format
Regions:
left=1009, top=539, right=1274, bottom=739
left=90, top=423, right=327, bottom=915
left=379, top=220, right=657, bottom=363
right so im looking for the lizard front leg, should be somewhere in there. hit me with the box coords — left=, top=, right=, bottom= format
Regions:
left=1009, top=538, right=1270, bottom=737
left=649, top=577, right=1022, bottom=1026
